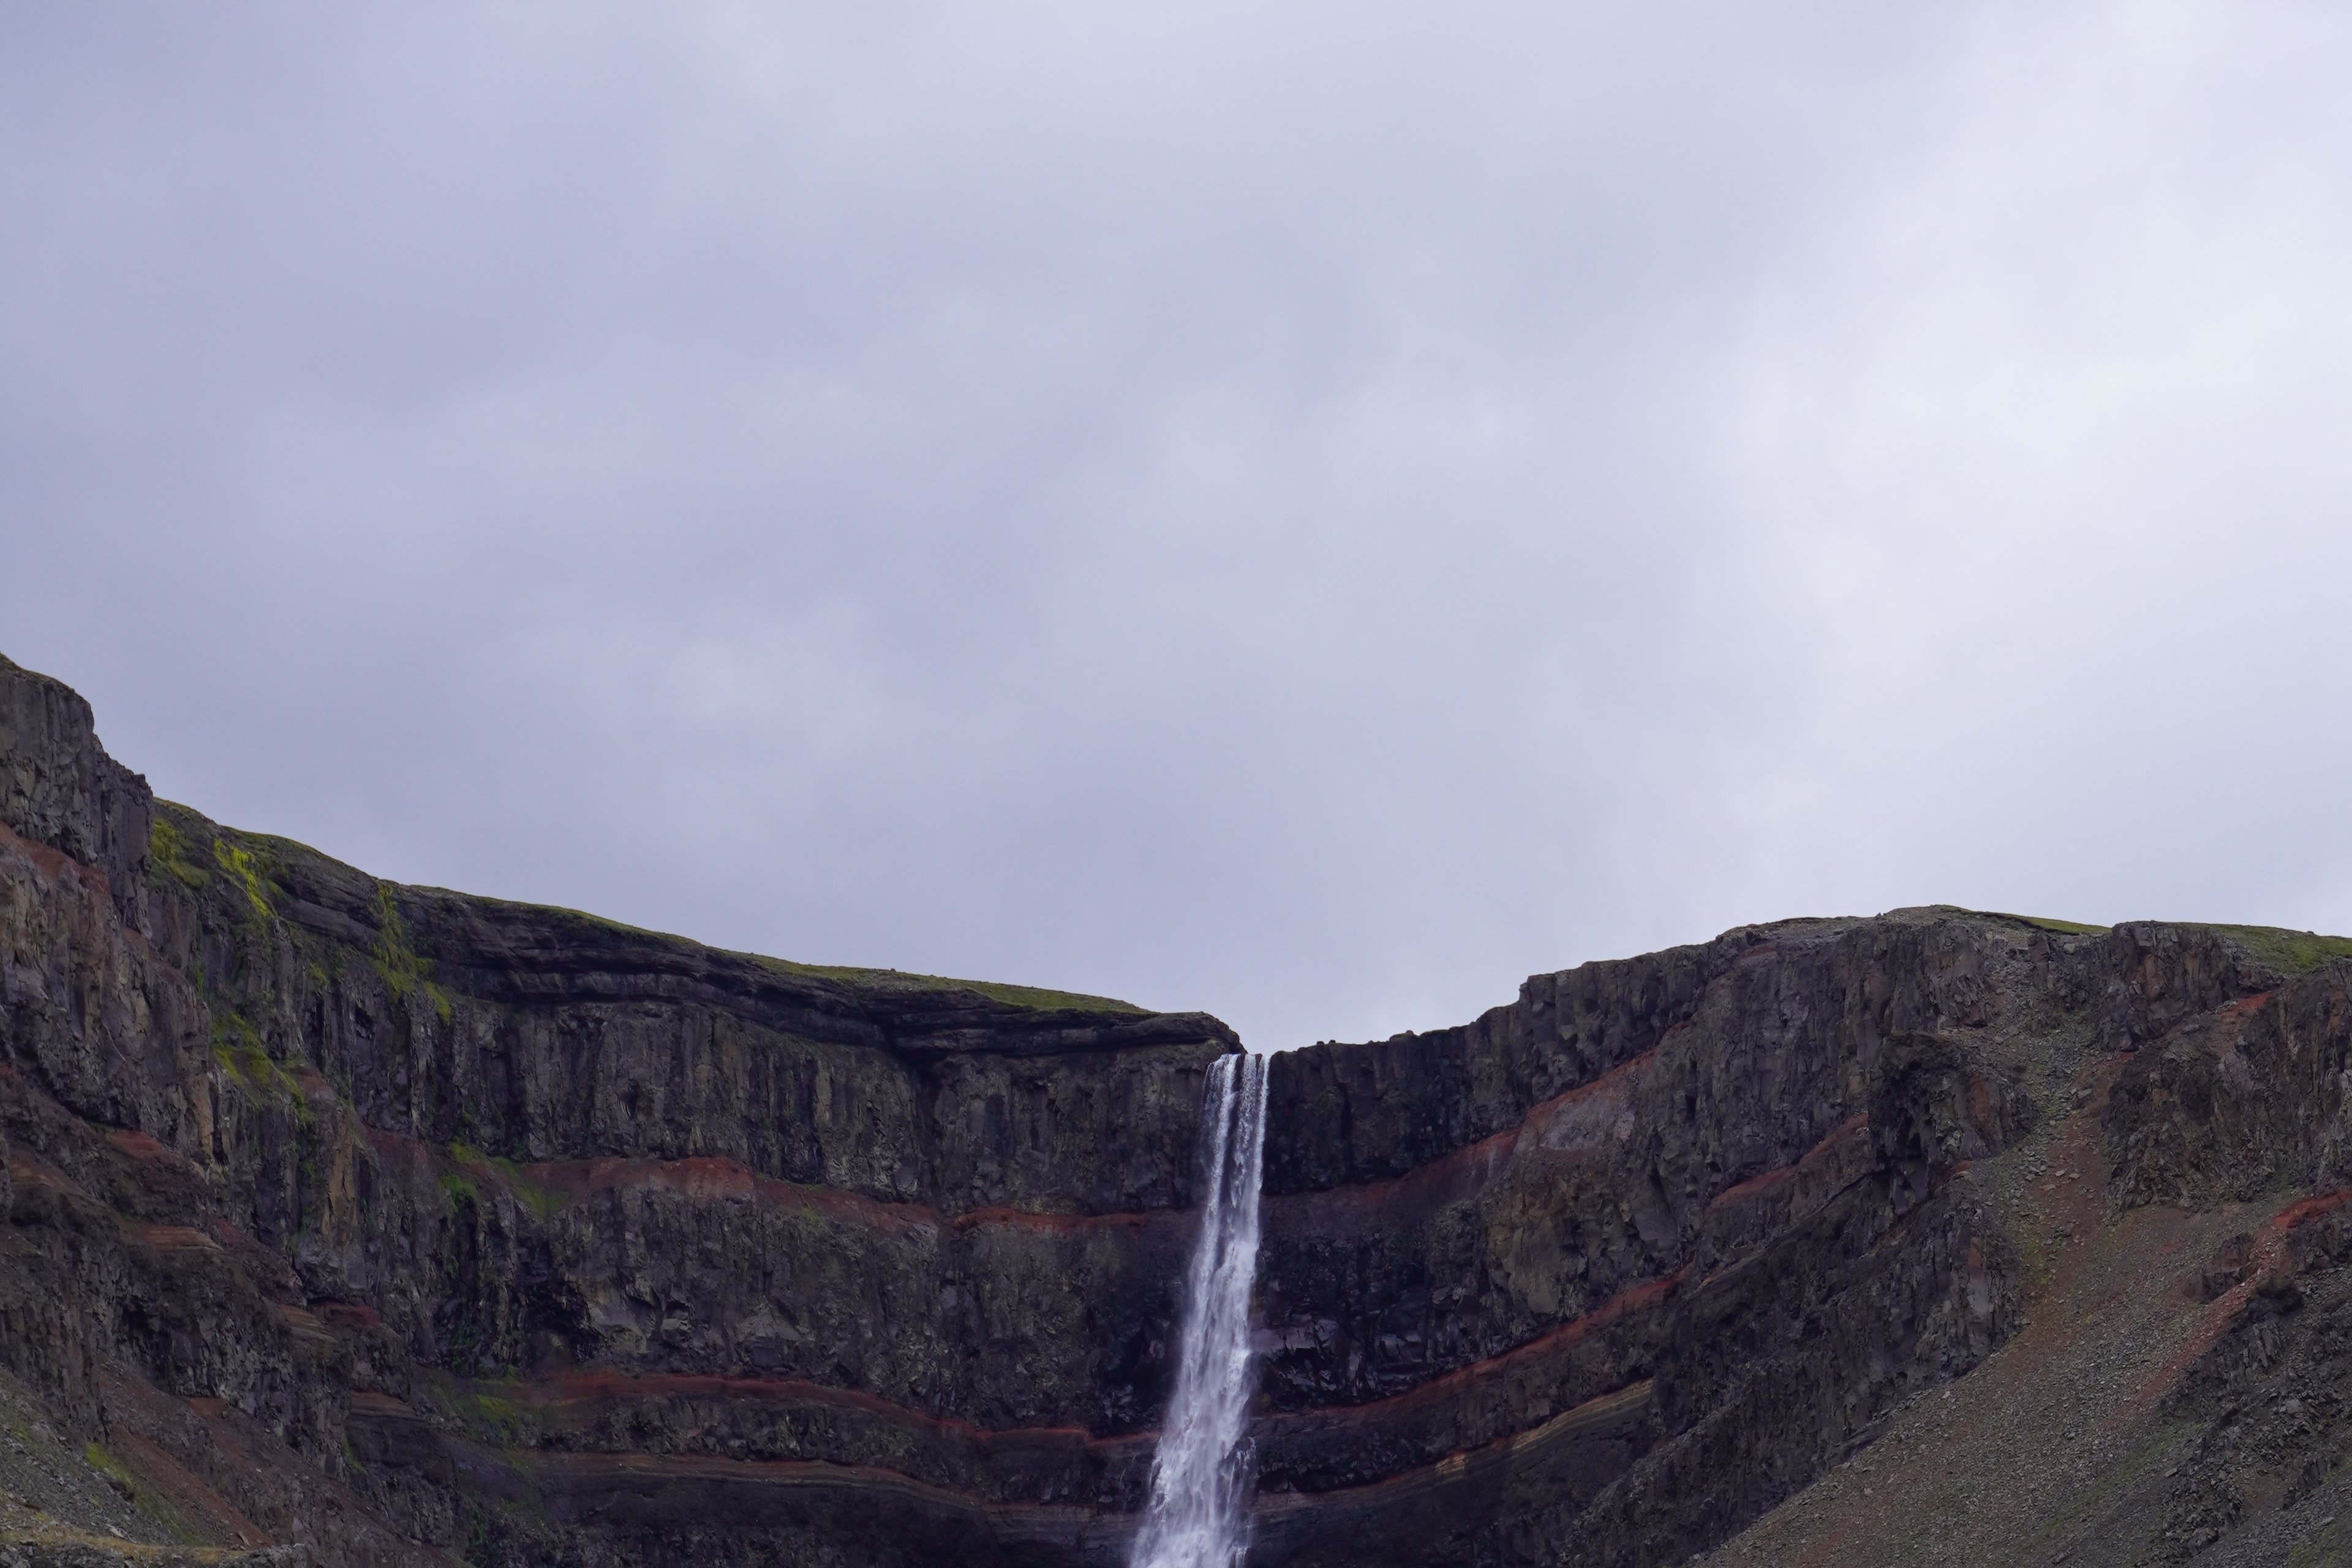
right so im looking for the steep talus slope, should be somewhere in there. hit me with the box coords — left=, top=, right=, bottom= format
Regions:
left=6, top=650, right=2352, bottom=1567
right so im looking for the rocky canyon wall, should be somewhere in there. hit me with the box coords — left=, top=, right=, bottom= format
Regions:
left=5, top=650, right=2351, bottom=1567
left=0, top=653, right=1235, bottom=1566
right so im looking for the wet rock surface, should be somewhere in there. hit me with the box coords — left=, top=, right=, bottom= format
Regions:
left=7, top=650, right=2352, bottom=1566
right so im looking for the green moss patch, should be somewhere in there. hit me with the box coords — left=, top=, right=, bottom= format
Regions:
left=442, top=1144, right=566, bottom=1221
left=1980, top=911, right=2111, bottom=937
left=454, top=1382, right=534, bottom=1446
left=81, top=1441, right=205, bottom=1546
left=2208, top=925, right=2352, bottom=977
left=210, top=837, right=276, bottom=927
left=149, top=817, right=211, bottom=891
left=373, top=887, right=454, bottom=1023
left=752, top=953, right=1146, bottom=1014
left=211, top=1030, right=315, bottom=1124
left=951, top=977, right=1150, bottom=1012
left=384, top=893, right=1145, bottom=1017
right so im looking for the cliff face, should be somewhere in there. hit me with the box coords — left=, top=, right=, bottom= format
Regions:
left=5, top=651, right=2351, bottom=1568
left=1246, top=921, right=2051, bottom=1566
left=0, top=654, right=1231, bottom=1566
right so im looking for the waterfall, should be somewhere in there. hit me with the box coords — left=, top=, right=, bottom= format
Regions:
left=1129, top=1051, right=1270, bottom=1568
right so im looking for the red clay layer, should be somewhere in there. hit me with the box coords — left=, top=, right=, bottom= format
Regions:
left=428, top=1267, right=1683, bottom=1460
left=471, top=1439, right=1125, bottom=1531
left=1257, top=1378, right=1659, bottom=1513
left=1266, top=1049, right=1660, bottom=1224
left=104, top=1128, right=171, bottom=1160
left=1707, top=1113, right=1870, bottom=1212
left=496, top=1368, right=1116, bottom=1450
left=0, top=819, right=90, bottom=891
left=399, top=1141, right=1175, bottom=1237
left=1267, top=1267, right=1687, bottom=1434
left=427, top=1376, right=1665, bottom=1521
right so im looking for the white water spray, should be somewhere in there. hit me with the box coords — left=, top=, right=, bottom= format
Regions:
left=1129, top=1051, right=1270, bottom=1568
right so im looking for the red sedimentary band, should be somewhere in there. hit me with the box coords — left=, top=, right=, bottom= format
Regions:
left=314, top=1301, right=383, bottom=1330
left=1266, top=1049, right=1660, bottom=1223
left=0, top=818, right=92, bottom=890
left=1257, top=1379, right=1659, bottom=1511
left=416, top=1272, right=1681, bottom=1460
left=461, top=1442, right=1126, bottom=1534
left=15, top=1156, right=293, bottom=1287
left=105, top=1128, right=172, bottom=1160
left=1517, top=1047, right=1660, bottom=1140
left=6, top=1152, right=111, bottom=1211
left=1266, top=1267, right=1687, bottom=1434
left=516, top=1154, right=1170, bottom=1235
left=1705, top=1114, right=1870, bottom=1213
left=414, top=1379, right=1665, bottom=1526
left=447, top=1368, right=1141, bottom=1454
left=129, top=1222, right=221, bottom=1252
left=344, top=1127, right=1172, bottom=1237
left=396, top=1364, right=1665, bottom=1515
left=0, top=820, right=182, bottom=969
left=1707, top=1164, right=1796, bottom=1208
left=944, top=1204, right=1151, bottom=1235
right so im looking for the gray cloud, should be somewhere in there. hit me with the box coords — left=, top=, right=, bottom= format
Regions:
left=6, top=1, right=2349, bottom=1049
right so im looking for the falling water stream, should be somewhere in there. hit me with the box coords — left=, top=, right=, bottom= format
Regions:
left=1129, top=1051, right=1270, bottom=1568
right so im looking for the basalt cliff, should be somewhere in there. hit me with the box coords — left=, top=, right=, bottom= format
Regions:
left=4, top=651, right=2352, bottom=1568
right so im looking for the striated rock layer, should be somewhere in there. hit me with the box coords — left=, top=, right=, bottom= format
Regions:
left=4, top=650, right=2351, bottom=1567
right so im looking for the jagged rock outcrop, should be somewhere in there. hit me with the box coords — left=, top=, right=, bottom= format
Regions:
left=6, top=650, right=2351, bottom=1567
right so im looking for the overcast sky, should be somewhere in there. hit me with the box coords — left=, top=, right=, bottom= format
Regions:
left=6, top=2, right=2350, bottom=1049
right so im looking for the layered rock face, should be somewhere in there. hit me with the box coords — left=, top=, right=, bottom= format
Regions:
left=5, top=650, right=2351, bottom=1567
left=0, top=655, right=1229, bottom=1566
